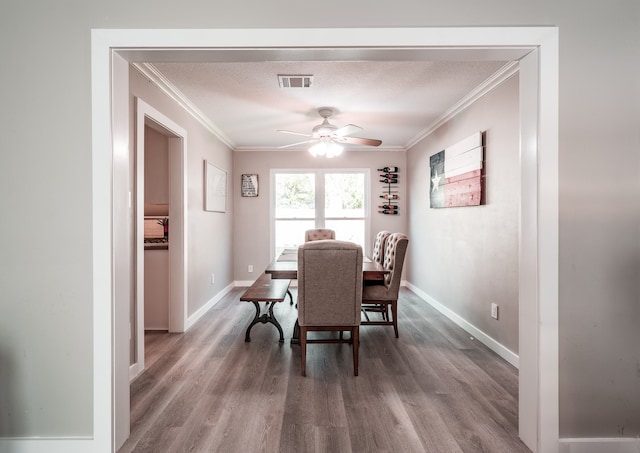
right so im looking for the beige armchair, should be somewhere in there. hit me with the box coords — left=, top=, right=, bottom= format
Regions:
left=304, top=228, right=336, bottom=242
left=297, top=239, right=363, bottom=376
left=361, top=233, right=408, bottom=338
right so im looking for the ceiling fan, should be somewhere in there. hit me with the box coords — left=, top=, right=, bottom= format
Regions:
left=277, top=108, right=382, bottom=157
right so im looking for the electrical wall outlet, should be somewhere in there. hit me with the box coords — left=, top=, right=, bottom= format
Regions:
left=211, top=273, right=215, bottom=285
left=491, top=303, right=499, bottom=320
left=248, top=265, right=253, bottom=273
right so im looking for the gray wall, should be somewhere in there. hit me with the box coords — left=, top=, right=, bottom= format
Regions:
left=130, top=67, right=235, bottom=319
left=144, top=126, right=169, bottom=206
left=407, top=74, right=520, bottom=354
left=0, top=0, right=638, bottom=442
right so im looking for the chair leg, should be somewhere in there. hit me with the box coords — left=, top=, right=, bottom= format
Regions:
left=300, top=326, right=307, bottom=376
left=381, top=303, right=388, bottom=320
left=391, top=300, right=398, bottom=338
left=353, top=326, right=359, bottom=376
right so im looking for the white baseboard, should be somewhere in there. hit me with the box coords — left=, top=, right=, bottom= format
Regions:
left=186, top=282, right=235, bottom=330
left=406, top=282, right=519, bottom=368
left=0, top=438, right=97, bottom=453
left=129, top=362, right=142, bottom=381
left=559, top=437, right=640, bottom=453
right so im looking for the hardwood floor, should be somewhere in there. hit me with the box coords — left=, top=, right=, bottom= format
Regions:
left=119, top=288, right=530, bottom=453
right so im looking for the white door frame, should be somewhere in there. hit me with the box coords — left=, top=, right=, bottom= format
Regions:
left=131, top=98, right=188, bottom=381
left=91, top=27, right=558, bottom=453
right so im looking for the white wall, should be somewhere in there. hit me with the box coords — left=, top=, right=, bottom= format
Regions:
left=0, top=0, right=638, bottom=445
left=407, top=75, right=520, bottom=354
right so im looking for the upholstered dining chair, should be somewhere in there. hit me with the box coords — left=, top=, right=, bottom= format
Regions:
left=371, top=230, right=391, bottom=265
left=304, top=228, right=336, bottom=242
left=297, top=239, right=363, bottom=376
left=362, top=231, right=391, bottom=320
left=361, top=233, right=408, bottom=338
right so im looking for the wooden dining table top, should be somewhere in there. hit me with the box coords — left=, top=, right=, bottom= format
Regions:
left=265, top=248, right=388, bottom=281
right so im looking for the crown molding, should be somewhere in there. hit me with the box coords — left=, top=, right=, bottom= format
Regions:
left=132, top=63, right=236, bottom=149
left=233, top=145, right=406, bottom=152
left=406, top=60, right=519, bottom=148
left=135, top=60, right=518, bottom=153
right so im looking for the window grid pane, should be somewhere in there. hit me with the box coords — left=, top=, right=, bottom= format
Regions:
left=324, top=173, right=365, bottom=218
left=325, top=219, right=365, bottom=248
left=273, top=170, right=367, bottom=255
left=275, top=173, right=315, bottom=218
left=275, top=219, right=315, bottom=254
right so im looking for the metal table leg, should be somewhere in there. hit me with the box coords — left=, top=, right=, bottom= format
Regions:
left=245, top=301, right=284, bottom=343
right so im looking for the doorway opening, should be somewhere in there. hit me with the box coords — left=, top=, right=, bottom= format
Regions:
left=131, top=98, right=188, bottom=381
left=91, top=27, right=558, bottom=453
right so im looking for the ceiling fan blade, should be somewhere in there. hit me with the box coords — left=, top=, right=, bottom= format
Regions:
left=332, top=124, right=362, bottom=137
left=277, top=129, right=312, bottom=137
left=338, top=136, right=382, bottom=147
left=278, top=139, right=316, bottom=149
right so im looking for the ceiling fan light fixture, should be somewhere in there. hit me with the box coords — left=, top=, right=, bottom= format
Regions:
left=309, top=138, right=343, bottom=158
left=280, top=107, right=380, bottom=152
left=327, top=142, right=344, bottom=158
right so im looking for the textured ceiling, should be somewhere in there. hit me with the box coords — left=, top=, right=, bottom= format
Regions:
left=148, top=59, right=508, bottom=151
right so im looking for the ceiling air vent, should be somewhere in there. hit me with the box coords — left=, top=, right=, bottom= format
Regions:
left=278, top=74, right=313, bottom=88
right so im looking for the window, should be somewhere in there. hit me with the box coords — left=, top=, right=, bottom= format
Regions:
left=272, top=169, right=369, bottom=256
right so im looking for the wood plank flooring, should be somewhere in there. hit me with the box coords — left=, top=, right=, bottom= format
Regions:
left=118, top=288, right=530, bottom=453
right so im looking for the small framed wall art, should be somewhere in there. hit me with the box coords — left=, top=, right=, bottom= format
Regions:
left=241, top=174, right=259, bottom=197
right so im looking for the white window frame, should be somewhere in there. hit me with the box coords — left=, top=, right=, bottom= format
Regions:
left=270, top=168, right=370, bottom=259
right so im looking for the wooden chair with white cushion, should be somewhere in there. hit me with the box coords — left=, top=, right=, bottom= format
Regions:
left=297, top=239, right=363, bottom=376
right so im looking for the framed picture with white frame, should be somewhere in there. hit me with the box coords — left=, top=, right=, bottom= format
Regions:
left=204, top=160, right=227, bottom=212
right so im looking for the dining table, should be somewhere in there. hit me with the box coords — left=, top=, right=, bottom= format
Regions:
left=263, top=247, right=389, bottom=344
left=265, top=248, right=388, bottom=282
